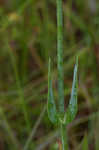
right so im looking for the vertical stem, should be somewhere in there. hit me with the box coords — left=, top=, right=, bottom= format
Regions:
left=60, top=124, right=68, bottom=150
left=57, top=0, right=64, bottom=116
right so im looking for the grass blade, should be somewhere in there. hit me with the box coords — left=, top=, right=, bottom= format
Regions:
left=64, top=57, right=78, bottom=124
left=47, top=58, right=58, bottom=124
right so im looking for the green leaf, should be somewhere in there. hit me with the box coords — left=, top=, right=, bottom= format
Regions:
left=64, top=57, right=78, bottom=125
left=47, top=58, right=58, bottom=124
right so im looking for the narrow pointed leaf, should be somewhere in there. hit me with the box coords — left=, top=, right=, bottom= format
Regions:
left=47, top=58, right=58, bottom=124
left=64, top=57, right=78, bottom=125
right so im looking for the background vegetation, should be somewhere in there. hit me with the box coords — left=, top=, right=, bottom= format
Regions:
left=0, top=0, right=99, bottom=149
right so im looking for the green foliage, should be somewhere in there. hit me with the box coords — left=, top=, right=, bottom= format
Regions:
left=0, top=0, right=99, bottom=149
left=47, top=0, right=78, bottom=149
left=47, top=57, right=78, bottom=125
left=64, top=57, right=78, bottom=125
left=47, top=58, right=58, bottom=124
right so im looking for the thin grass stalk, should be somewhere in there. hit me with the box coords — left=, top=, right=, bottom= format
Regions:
left=60, top=124, right=69, bottom=150
left=48, top=0, right=78, bottom=150
left=57, top=0, right=69, bottom=149
left=57, top=0, right=64, bottom=116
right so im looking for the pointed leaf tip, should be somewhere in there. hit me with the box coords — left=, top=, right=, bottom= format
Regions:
left=69, top=57, right=78, bottom=120
left=76, top=55, right=78, bottom=64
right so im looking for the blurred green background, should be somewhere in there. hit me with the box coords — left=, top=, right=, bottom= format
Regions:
left=0, top=0, right=99, bottom=150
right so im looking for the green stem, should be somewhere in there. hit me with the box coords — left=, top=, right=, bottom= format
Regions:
left=60, top=124, right=68, bottom=150
left=57, top=0, right=64, bottom=116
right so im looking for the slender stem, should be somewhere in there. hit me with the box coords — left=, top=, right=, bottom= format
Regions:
left=57, top=0, right=64, bottom=116
left=60, top=124, right=68, bottom=150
